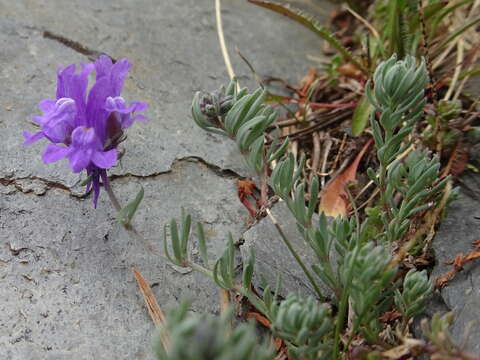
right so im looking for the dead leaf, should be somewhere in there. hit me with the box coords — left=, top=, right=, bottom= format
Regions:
left=299, top=67, right=317, bottom=96
left=319, top=139, right=373, bottom=217
left=435, top=269, right=457, bottom=288
left=464, top=248, right=480, bottom=262
left=244, top=311, right=272, bottom=328
left=382, top=338, right=424, bottom=359
left=338, top=63, right=364, bottom=80
left=435, top=241, right=480, bottom=287
left=236, top=178, right=258, bottom=217
left=379, top=310, right=402, bottom=323
left=236, top=178, right=256, bottom=197
left=442, top=140, right=470, bottom=178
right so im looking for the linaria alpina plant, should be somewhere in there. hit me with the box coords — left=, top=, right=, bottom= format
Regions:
left=154, top=303, right=275, bottom=360
left=157, top=54, right=449, bottom=359
left=23, top=55, right=148, bottom=207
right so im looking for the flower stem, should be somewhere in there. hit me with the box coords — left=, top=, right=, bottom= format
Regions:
left=266, top=208, right=325, bottom=302
left=103, top=177, right=159, bottom=255
left=333, top=246, right=358, bottom=358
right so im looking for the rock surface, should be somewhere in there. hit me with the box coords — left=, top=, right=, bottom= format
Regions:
left=241, top=201, right=334, bottom=300
left=0, top=1, right=330, bottom=359
left=431, top=170, right=480, bottom=355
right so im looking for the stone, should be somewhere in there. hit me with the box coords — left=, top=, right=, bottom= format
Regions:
left=0, top=0, right=332, bottom=358
left=0, top=160, right=247, bottom=360
left=240, top=201, right=333, bottom=300
left=430, top=170, right=480, bottom=355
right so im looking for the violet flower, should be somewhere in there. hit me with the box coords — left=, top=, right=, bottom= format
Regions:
left=24, top=55, right=148, bottom=207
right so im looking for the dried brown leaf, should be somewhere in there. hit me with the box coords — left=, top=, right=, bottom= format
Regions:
left=319, top=139, right=372, bottom=217
left=244, top=311, right=271, bottom=328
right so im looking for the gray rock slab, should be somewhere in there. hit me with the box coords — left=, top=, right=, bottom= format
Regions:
left=0, top=0, right=330, bottom=188
left=240, top=201, right=333, bottom=300
left=0, top=0, right=334, bottom=359
left=431, top=171, right=480, bottom=355
left=0, top=160, right=247, bottom=360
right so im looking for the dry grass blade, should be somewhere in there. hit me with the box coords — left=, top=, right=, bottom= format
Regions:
left=131, top=267, right=166, bottom=326
left=215, top=0, right=238, bottom=88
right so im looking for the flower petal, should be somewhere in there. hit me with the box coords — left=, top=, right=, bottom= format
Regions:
left=85, top=77, right=110, bottom=140
left=38, top=99, right=57, bottom=114
left=94, top=55, right=114, bottom=80
left=42, top=144, right=70, bottom=163
left=68, top=148, right=92, bottom=173
left=105, top=97, right=147, bottom=114
left=55, top=63, right=93, bottom=127
left=110, top=59, right=131, bottom=96
left=23, top=130, right=45, bottom=145
left=91, top=148, right=117, bottom=169
left=70, top=126, right=102, bottom=149
left=41, top=98, right=77, bottom=143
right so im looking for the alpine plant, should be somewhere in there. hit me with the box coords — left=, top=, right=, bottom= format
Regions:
left=23, top=55, right=148, bottom=206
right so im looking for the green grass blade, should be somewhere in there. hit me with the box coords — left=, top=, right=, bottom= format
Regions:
left=437, top=16, right=480, bottom=50
left=352, top=94, right=374, bottom=136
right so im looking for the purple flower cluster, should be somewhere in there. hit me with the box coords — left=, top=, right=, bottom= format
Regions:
left=24, top=55, right=148, bottom=206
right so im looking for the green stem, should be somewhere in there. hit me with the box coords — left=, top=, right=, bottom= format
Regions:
left=104, top=177, right=160, bottom=255
left=333, top=246, right=359, bottom=358
left=189, top=261, right=270, bottom=319
left=266, top=209, right=325, bottom=301
left=188, top=262, right=214, bottom=278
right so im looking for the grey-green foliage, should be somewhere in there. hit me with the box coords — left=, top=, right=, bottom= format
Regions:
left=421, top=312, right=457, bottom=352
left=154, top=303, right=275, bottom=360
left=192, top=78, right=288, bottom=173
left=160, top=54, right=442, bottom=358
left=383, top=149, right=449, bottom=242
left=162, top=211, right=270, bottom=316
left=269, top=153, right=319, bottom=228
left=270, top=295, right=333, bottom=360
left=366, top=54, right=448, bottom=243
left=395, top=269, right=434, bottom=319
left=366, top=54, right=428, bottom=168
left=343, top=243, right=397, bottom=343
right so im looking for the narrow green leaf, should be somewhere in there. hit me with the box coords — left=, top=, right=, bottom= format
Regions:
left=79, top=175, right=93, bottom=187
left=196, top=223, right=209, bottom=267
left=437, top=16, right=480, bottom=50
left=430, top=0, right=473, bottom=36
left=351, top=95, right=373, bottom=136
left=170, top=219, right=182, bottom=263
left=117, top=186, right=144, bottom=226
left=180, top=210, right=191, bottom=257
left=242, top=248, right=255, bottom=289
left=163, top=224, right=178, bottom=265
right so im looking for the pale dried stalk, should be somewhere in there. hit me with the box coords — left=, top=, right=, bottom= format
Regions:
left=444, top=40, right=464, bottom=101
left=131, top=267, right=170, bottom=350
left=215, top=0, right=239, bottom=90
